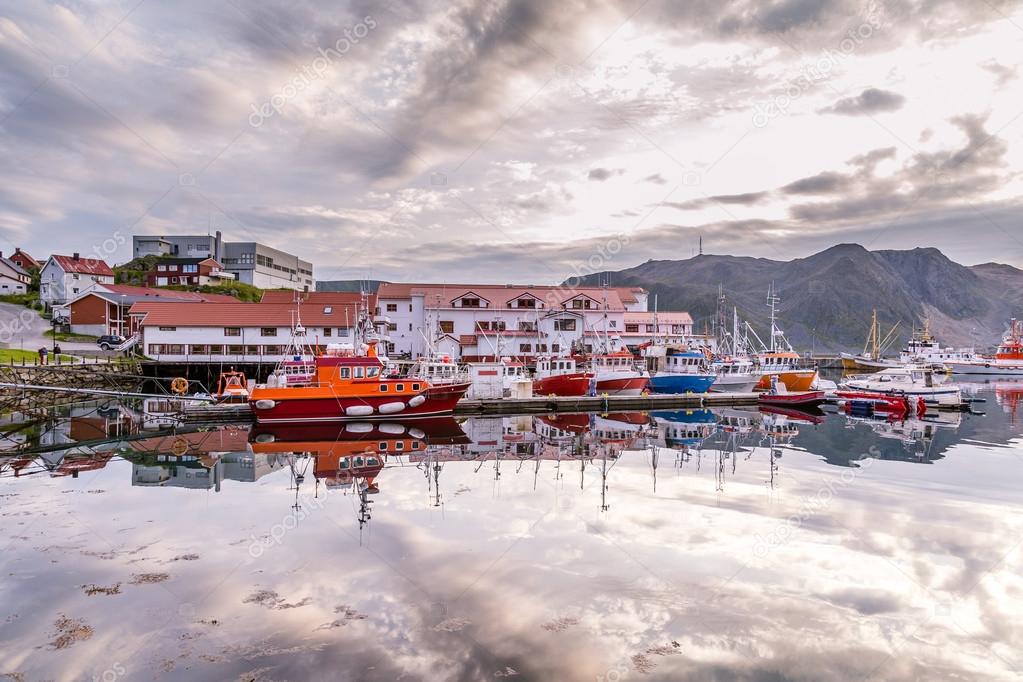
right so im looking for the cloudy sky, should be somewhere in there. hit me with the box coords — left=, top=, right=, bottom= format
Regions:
left=2, top=0, right=1022, bottom=283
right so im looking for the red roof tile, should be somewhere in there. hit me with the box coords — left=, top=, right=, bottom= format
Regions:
left=50, top=254, right=115, bottom=277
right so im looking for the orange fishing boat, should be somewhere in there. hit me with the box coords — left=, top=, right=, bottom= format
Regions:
left=754, top=351, right=818, bottom=391
left=248, top=341, right=470, bottom=423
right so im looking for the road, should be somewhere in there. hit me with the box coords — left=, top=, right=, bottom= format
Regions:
left=0, top=302, right=103, bottom=353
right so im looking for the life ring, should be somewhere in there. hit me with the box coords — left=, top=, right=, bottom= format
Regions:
left=170, top=377, right=189, bottom=395
left=171, top=438, right=189, bottom=456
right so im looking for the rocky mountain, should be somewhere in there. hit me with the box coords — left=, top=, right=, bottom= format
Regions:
left=571, top=244, right=1023, bottom=352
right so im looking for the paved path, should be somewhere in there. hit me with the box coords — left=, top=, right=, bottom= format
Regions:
left=0, top=302, right=102, bottom=353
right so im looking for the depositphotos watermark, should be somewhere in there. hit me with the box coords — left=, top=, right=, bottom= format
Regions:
left=249, top=16, right=377, bottom=128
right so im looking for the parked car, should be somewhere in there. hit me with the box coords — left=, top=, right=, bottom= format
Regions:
left=96, top=334, right=126, bottom=351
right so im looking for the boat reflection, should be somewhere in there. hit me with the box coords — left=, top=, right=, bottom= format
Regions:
left=0, top=395, right=991, bottom=507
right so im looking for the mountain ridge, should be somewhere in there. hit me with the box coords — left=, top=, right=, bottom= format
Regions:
left=569, top=245, right=1023, bottom=352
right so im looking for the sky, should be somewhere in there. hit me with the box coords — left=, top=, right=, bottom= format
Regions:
left=1, top=0, right=1023, bottom=284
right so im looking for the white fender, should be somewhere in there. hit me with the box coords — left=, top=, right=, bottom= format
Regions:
left=407, top=394, right=426, bottom=408
left=408, top=427, right=426, bottom=439
left=379, top=423, right=406, bottom=435
left=346, top=422, right=373, bottom=433
left=378, top=401, right=406, bottom=414
left=253, top=433, right=275, bottom=443
left=345, top=405, right=374, bottom=417
left=254, top=399, right=276, bottom=410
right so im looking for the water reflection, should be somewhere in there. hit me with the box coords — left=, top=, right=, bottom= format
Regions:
left=2, top=390, right=1022, bottom=680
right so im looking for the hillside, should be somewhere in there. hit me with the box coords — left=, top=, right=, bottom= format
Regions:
left=570, top=245, right=1023, bottom=352
left=316, top=280, right=386, bottom=293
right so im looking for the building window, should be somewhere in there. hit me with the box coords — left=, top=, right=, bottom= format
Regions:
left=168, top=344, right=184, bottom=354
left=227, top=345, right=244, bottom=354
left=147, top=344, right=164, bottom=354
left=439, top=320, right=454, bottom=334
left=159, top=326, right=176, bottom=331
left=245, top=345, right=261, bottom=355
left=263, top=345, right=283, bottom=354
left=571, top=299, right=591, bottom=309
left=518, top=321, right=536, bottom=332
left=338, top=328, right=349, bottom=337
left=551, top=344, right=560, bottom=353
left=625, top=324, right=639, bottom=333
left=323, top=327, right=332, bottom=337
left=461, top=297, right=480, bottom=308
left=157, top=265, right=167, bottom=272
left=224, top=327, right=241, bottom=336
left=183, top=264, right=198, bottom=273
left=261, top=327, right=277, bottom=337
left=208, top=345, right=224, bottom=355
left=387, top=323, right=397, bottom=332
left=190, top=345, right=209, bottom=354
left=386, top=303, right=397, bottom=312
left=517, top=297, right=536, bottom=308
left=554, top=319, right=576, bottom=331
left=519, top=343, right=532, bottom=352
left=646, top=324, right=655, bottom=333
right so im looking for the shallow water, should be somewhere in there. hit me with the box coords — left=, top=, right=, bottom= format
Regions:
left=2, top=381, right=1022, bottom=681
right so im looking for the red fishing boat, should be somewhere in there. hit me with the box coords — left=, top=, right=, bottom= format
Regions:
left=532, top=356, right=593, bottom=396
left=758, top=390, right=826, bottom=408
left=248, top=342, right=470, bottom=423
left=589, top=349, right=649, bottom=395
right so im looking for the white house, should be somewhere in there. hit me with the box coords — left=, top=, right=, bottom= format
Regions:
left=39, top=253, right=115, bottom=306
left=0, top=253, right=32, bottom=294
left=375, top=283, right=657, bottom=360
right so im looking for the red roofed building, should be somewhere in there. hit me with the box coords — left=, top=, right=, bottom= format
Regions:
left=129, top=299, right=382, bottom=362
left=375, top=282, right=652, bottom=360
left=9, top=248, right=40, bottom=271
left=62, top=284, right=240, bottom=337
left=40, top=253, right=116, bottom=306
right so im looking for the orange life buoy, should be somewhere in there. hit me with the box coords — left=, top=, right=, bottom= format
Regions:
left=170, top=377, right=189, bottom=395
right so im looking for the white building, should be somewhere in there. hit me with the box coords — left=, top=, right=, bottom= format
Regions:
left=129, top=299, right=368, bottom=363
left=39, top=254, right=115, bottom=306
left=375, top=283, right=657, bottom=360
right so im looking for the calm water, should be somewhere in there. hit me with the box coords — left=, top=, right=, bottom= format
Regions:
left=2, top=381, right=1022, bottom=681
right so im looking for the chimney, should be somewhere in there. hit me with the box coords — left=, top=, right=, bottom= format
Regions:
left=73, top=252, right=80, bottom=261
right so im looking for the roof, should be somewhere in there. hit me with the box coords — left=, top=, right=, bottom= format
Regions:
left=10, top=249, right=39, bottom=268
left=129, top=301, right=363, bottom=327
left=260, top=290, right=373, bottom=307
left=376, top=283, right=644, bottom=311
left=0, top=257, right=30, bottom=277
left=49, top=254, right=115, bottom=277
left=68, top=284, right=238, bottom=307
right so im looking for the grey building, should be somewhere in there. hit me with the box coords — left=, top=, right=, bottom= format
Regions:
left=221, top=242, right=314, bottom=291
left=132, top=231, right=313, bottom=291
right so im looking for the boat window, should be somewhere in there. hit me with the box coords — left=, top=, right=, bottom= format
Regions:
left=339, top=459, right=350, bottom=469
left=378, top=442, right=387, bottom=451
left=355, top=367, right=365, bottom=378
left=395, top=441, right=404, bottom=450
left=379, top=384, right=388, bottom=392
left=367, top=367, right=379, bottom=377
left=355, top=457, right=365, bottom=466
left=368, top=458, right=379, bottom=465
left=412, top=383, right=420, bottom=391
left=412, top=441, right=420, bottom=449
left=339, top=368, right=351, bottom=378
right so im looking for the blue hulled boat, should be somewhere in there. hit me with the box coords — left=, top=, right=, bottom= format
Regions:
left=648, top=350, right=716, bottom=394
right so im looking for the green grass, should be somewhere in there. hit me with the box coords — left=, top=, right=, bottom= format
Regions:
left=44, top=329, right=99, bottom=342
left=164, top=281, right=262, bottom=302
left=0, top=293, right=40, bottom=306
left=0, top=349, right=73, bottom=363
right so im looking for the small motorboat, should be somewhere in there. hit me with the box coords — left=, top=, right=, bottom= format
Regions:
left=840, top=366, right=962, bottom=407
left=758, top=390, right=826, bottom=408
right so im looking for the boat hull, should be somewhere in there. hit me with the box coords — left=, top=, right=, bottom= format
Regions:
left=594, top=376, right=649, bottom=395
left=758, top=390, right=826, bottom=408
left=250, top=382, right=470, bottom=423
left=648, top=373, right=715, bottom=394
left=839, top=382, right=961, bottom=406
left=947, top=361, right=1023, bottom=376
left=710, top=374, right=759, bottom=393
left=755, top=370, right=817, bottom=392
left=533, top=372, right=593, bottom=397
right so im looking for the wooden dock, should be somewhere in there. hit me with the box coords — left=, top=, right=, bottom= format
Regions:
left=180, top=392, right=761, bottom=423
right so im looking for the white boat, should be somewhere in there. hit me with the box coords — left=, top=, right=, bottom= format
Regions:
left=899, top=319, right=977, bottom=367
left=840, top=367, right=962, bottom=407
left=710, top=357, right=759, bottom=392
left=948, top=319, right=1023, bottom=376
